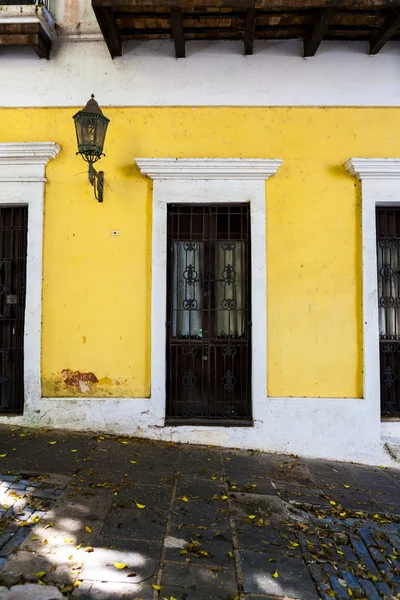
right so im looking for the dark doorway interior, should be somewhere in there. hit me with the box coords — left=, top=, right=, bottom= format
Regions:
left=0, top=206, right=28, bottom=415
left=166, top=204, right=252, bottom=425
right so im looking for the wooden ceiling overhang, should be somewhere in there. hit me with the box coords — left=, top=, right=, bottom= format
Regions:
left=0, top=4, right=54, bottom=59
left=92, top=0, right=400, bottom=58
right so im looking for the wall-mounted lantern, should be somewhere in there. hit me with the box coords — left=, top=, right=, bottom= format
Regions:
left=73, top=94, right=110, bottom=203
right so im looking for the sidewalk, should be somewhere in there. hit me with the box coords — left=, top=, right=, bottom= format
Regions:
left=0, top=427, right=398, bottom=599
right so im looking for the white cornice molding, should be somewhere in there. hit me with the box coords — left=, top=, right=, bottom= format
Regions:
left=0, top=143, right=61, bottom=164
left=135, top=158, right=283, bottom=180
left=0, top=143, right=61, bottom=183
left=345, top=158, right=400, bottom=180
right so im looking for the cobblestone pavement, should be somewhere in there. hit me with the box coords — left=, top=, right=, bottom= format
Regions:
left=0, top=427, right=398, bottom=599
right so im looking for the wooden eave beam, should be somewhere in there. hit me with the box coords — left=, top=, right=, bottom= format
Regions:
left=370, top=9, right=400, bottom=54
left=93, top=0, right=400, bottom=7
left=170, top=7, right=185, bottom=58
left=0, top=22, right=51, bottom=59
left=303, top=8, right=332, bottom=57
left=92, top=5, right=122, bottom=58
left=93, top=0, right=254, bottom=8
left=244, top=7, right=256, bottom=55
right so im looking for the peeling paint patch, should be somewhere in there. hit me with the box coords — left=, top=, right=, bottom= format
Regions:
left=61, top=369, right=98, bottom=393
left=41, top=373, right=148, bottom=398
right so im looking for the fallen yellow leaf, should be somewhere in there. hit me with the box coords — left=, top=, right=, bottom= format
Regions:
left=343, top=485, right=350, bottom=489
left=0, top=454, right=7, bottom=458
left=31, top=516, right=39, bottom=524
left=179, top=496, right=189, bottom=502
left=152, top=584, right=161, bottom=590
left=71, top=450, right=78, bottom=453
left=120, top=441, right=128, bottom=445
left=35, top=571, right=46, bottom=578
left=113, top=562, right=126, bottom=569
left=49, top=441, right=57, bottom=445
left=43, top=539, right=48, bottom=545
left=272, top=569, right=279, bottom=578
left=18, top=521, right=29, bottom=527
left=329, top=500, right=336, bottom=506
left=84, top=526, right=92, bottom=533
left=73, top=581, right=81, bottom=588
left=248, top=515, right=256, bottom=520
left=130, top=460, right=137, bottom=464
left=64, top=538, right=73, bottom=543
left=227, top=551, right=234, bottom=558
left=135, top=502, right=146, bottom=509
left=221, top=495, right=228, bottom=500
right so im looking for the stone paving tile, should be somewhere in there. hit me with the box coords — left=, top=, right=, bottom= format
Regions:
left=160, top=563, right=238, bottom=599
left=79, top=542, right=160, bottom=584
left=171, top=497, right=231, bottom=531
left=175, top=476, right=227, bottom=500
left=165, top=525, right=234, bottom=569
left=240, top=549, right=319, bottom=599
left=235, top=522, right=301, bottom=555
left=180, top=449, right=223, bottom=479
left=113, top=483, right=172, bottom=513
left=101, top=507, right=167, bottom=540
left=226, top=478, right=278, bottom=496
left=71, top=581, right=154, bottom=599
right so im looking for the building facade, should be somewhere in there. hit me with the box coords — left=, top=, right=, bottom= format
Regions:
left=0, top=0, right=400, bottom=465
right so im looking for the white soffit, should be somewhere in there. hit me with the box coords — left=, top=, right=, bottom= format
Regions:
left=3, top=40, right=400, bottom=107
left=345, top=159, right=400, bottom=180
left=135, top=158, right=283, bottom=180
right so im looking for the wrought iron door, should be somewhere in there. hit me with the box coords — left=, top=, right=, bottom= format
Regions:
left=166, top=204, right=252, bottom=424
left=376, top=207, right=400, bottom=418
left=0, top=207, right=28, bottom=414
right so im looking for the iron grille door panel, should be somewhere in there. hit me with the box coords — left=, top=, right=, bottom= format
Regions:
left=376, top=207, right=400, bottom=418
left=0, top=207, right=28, bottom=414
left=166, top=204, right=252, bottom=424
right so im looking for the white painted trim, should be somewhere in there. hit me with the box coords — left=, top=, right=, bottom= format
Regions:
left=345, top=159, right=400, bottom=180
left=136, top=158, right=282, bottom=426
left=0, top=143, right=60, bottom=163
left=345, top=158, right=400, bottom=445
left=135, top=158, right=283, bottom=180
left=0, top=142, right=60, bottom=415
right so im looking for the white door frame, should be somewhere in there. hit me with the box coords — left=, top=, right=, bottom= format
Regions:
left=0, top=142, right=60, bottom=413
left=135, top=158, right=282, bottom=426
left=346, top=158, right=400, bottom=438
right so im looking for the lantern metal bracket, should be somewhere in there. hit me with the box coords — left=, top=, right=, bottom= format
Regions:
left=88, top=161, right=104, bottom=203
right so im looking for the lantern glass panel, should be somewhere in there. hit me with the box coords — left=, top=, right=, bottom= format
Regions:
left=73, top=96, right=110, bottom=162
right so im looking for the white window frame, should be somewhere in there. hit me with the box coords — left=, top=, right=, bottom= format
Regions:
left=0, top=142, right=60, bottom=414
left=346, top=158, right=400, bottom=438
left=136, top=158, right=282, bottom=426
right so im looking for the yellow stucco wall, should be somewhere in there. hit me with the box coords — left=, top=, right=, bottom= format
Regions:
left=2, top=107, right=396, bottom=399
